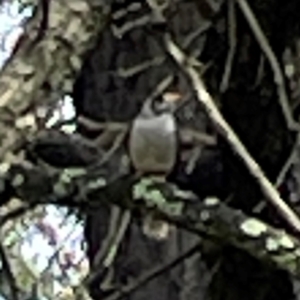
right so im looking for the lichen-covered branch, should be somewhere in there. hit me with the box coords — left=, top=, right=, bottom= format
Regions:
left=0, top=0, right=110, bottom=160
left=132, top=179, right=300, bottom=276
left=2, top=160, right=300, bottom=279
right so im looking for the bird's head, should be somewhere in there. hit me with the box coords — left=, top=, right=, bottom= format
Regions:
left=140, top=92, right=182, bottom=118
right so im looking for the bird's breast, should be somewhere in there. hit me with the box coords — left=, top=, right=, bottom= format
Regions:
left=129, top=113, right=178, bottom=174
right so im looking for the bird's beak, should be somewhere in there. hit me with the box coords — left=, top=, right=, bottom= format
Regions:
left=161, top=92, right=183, bottom=113
left=163, top=92, right=182, bottom=103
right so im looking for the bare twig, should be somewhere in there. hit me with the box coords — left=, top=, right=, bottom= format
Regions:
left=276, top=135, right=300, bottom=188
left=185, top=146, right=202, bottom=175
left=146, top=0, right=167, bottom=23
left=146, top=75, right=175, bottom=103
left=84, top=208, right=131, bottom=294
left=102, top=210, right=131, bottom=269
left=77, top=117, right=128, bottom=132
left=90, top=207, right=123, bottom=271
left=104, top=242, right=201, bottom=300
left=254, top=133, right=300, bottom=213
left=253, top=54, right=265, bottom=87
left=115, top=56, right=165, bottom=78
left=111, top=15, right=152, bottom=39
left=112, top=2, right=142, bottom=21
left=179, top=128, right=217, bottom=146
left=183, top=22, right=211, bottom=50
left=220, top=0, right=237, bottom=92
left=165, top=34, right=300, bottom=234
left=235, top=0, right=299, bottom=131
left=93, top=130, right=127, bottom=167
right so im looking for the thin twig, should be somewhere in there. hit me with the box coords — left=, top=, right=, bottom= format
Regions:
left=77, top=117, right=128, bottom=132
left=220, top=0, right=237, bottom=92
left=103, top=210, right=131, bottom=269
left=84, top=209, right=131, bottom=292
left=115, top=56, right=165, bottom=78
left=111, top=15, right=152, bottom=39
left=235, top=0, right=299, bottom=131
left=165, top=34, right=300, bottom=234
left=276, top=134, right=300, bottom=187
left=93, top=130, right=127, bottom=168
left=254, top=133, right=300, bottom=213
left=146, top=75, right=175, bottom=103
left=179, top=128, right=217, bottom=146
left=104, top=242, right=201, bottom=300
left=146, top=0, right=166, bottom=23
left=183, top=22, right=211, bottom=50
left=253, top=54, right=265, bottom=88
left=90, top=206, right=122, bottom=271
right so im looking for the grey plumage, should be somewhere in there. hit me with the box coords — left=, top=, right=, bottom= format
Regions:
left=129, top=99, right=178, bottom=176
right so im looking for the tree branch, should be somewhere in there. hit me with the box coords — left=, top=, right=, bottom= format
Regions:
left=2, top=161, right=300, bottom=279
left=0, top=0, right=110, bottom=161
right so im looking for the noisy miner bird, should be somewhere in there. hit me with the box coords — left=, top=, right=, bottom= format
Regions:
left=128, top=92, right=180, bottom=239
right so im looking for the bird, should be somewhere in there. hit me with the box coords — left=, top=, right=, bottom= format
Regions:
left=128, top=93, right=179, bottom=239
left=129, top=95, right=178, bottom=177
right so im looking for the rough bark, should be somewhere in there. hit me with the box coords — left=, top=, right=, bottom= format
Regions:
left=0, top=0, right=109, bottom=160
